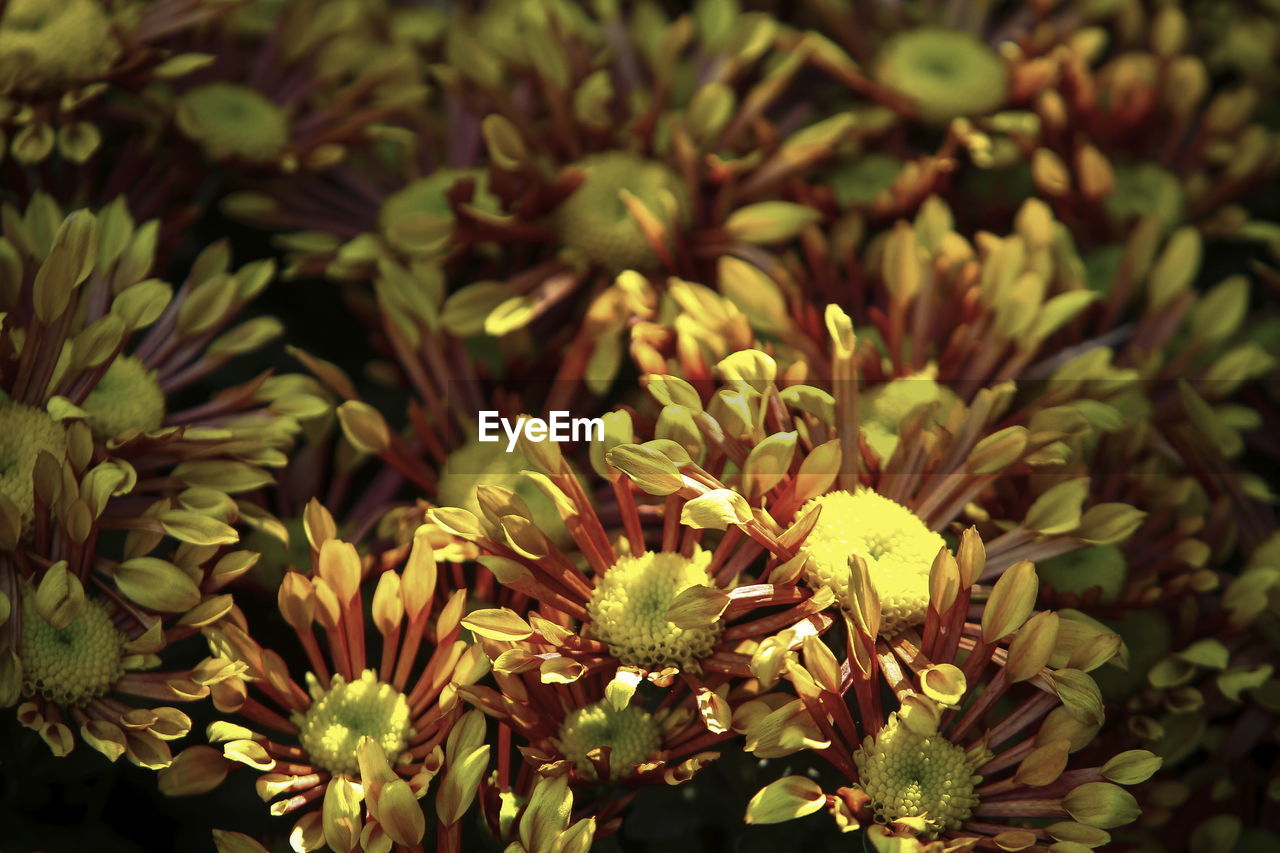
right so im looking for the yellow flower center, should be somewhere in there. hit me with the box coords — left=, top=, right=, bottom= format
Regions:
left=0, top=0, right=120, bottom=91
left=860, top=373, right=960, bottom=461
left=20, top=590, right=125, bottom=706
left=177, top=83, right=289, bottom=163
left=799, top=489, right=947, bottom=637
left=874, top=28, right=1008, bottom=124
left=295, top=670, right=412, bottom=778
left=555, top=700, right=662, bottom=781
left=82, top=355, right=166, bottom=442
left=855, top=713, right=981, bottom=838
left=555, top=152, right=690, bottom=272
left=1036, top=545, right=1127, bottom=604
left=0, top=400, right=67, bottom=532
left=586, top=551, right=723, bottom=671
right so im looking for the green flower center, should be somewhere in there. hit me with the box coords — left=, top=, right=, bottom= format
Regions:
left=295, top=670, right=412, bottom=778
left=855, top=713, right=981, bottom=838
left=82, top=355, right=165, bottom=442
left=1036, top=545, right=1128, bottom=604
left=436, top=440, right=568, bottom=544
left=0, top=0, right=120, bottom=91
left=555, top=700, right=663, bottom=781
left=380, top=169, right=497, bottom=232
left=555, top=152, right=690, bottom=272
left=586, top=551, right=723, bottom=671
left=874, top=28, right=1008, bottom=124
left=177, top=84, right=289, bottom=163
left=800, top=489, right=947, bottom=637
left=0, top=400, right=67, bottom=531
left=20, top=590, right=125, bottom=706
left=860, top=373, right=960, bottom=461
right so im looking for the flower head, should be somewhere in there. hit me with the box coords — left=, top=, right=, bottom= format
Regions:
left=586, top=550, right=724, bottom=671
left=874, top=28, right=1008, bottom=123
left=166, top=508, right=489, bottom=851
left=19, top=587, right=124, bottom=706
left=799, top=489, right=947, bottom=637
left=176, top=84, right=290, bottom=164
left=555, top=700, right=663, bottom=782
left=296, top=669, right=413, bottom=778
left=854, top=711, right=983, bottom=837
left=555, top=152, right=690, bottom=272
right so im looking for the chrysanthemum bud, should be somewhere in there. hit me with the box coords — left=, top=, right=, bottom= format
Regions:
left=745, top=775, right=826, bottom=824
left=605, top=443, right=684, bottom=495
left=725, top=202, right=820, bottom=244
left=981, top=560, right=1037, bottom=643
left=1063, top=782, right=1141, bottom=829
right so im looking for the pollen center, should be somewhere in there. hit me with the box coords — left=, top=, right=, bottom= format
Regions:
left=855, top=713, right=981, bottom=838
left=555, top=152, right=690, bottom=272
left=20, top=590, right=125, bottom=706
left=295, top=670, right=412, bottom=777
left=586, top=551, right=723, bottom=671
left=556, top=700, right=662, bottom=781
left=0, top=400, right=67, bottom=532
left=874, top=28, right=1008, bottom=124
left=82, top=355, right=166, bottom=442
left=799, top=489, right=947, bottom=637
left=177, top=83, right=289, bottom=163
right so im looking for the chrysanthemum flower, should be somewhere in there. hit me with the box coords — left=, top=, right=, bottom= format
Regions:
left=0, top=446, right=261, bottom=765
left=458, top=654, right=729, bottom=838
left=163, top=505, right=490, bottom=853
left=0, top=197, right=326, bottom=763
left=0, top=196, right=323, bottom=511
left=161, top=0, right=425, bottom=173
left=741, top=545, right=1156, bottom=850
left=0, top=0, right=235, bottom=167
left=225, top=1, right=873, bottom=408
left=800, top=5, right=1278, bottom=244
left=429, top=414, right=829, bottom=733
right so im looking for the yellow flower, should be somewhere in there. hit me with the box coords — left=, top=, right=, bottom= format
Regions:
left=20, top=589, right=125, bottom=706
left=586, top=550, right=724, bottom=671
left=854, top=711, right=983, bottom=837
left=555, top=700, right=663, bottom=781
left=556, top=152, right=690, bottom=272
left=294, top=669, right=413, bottom=778
left=799, top=489, right=946, bottom=637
